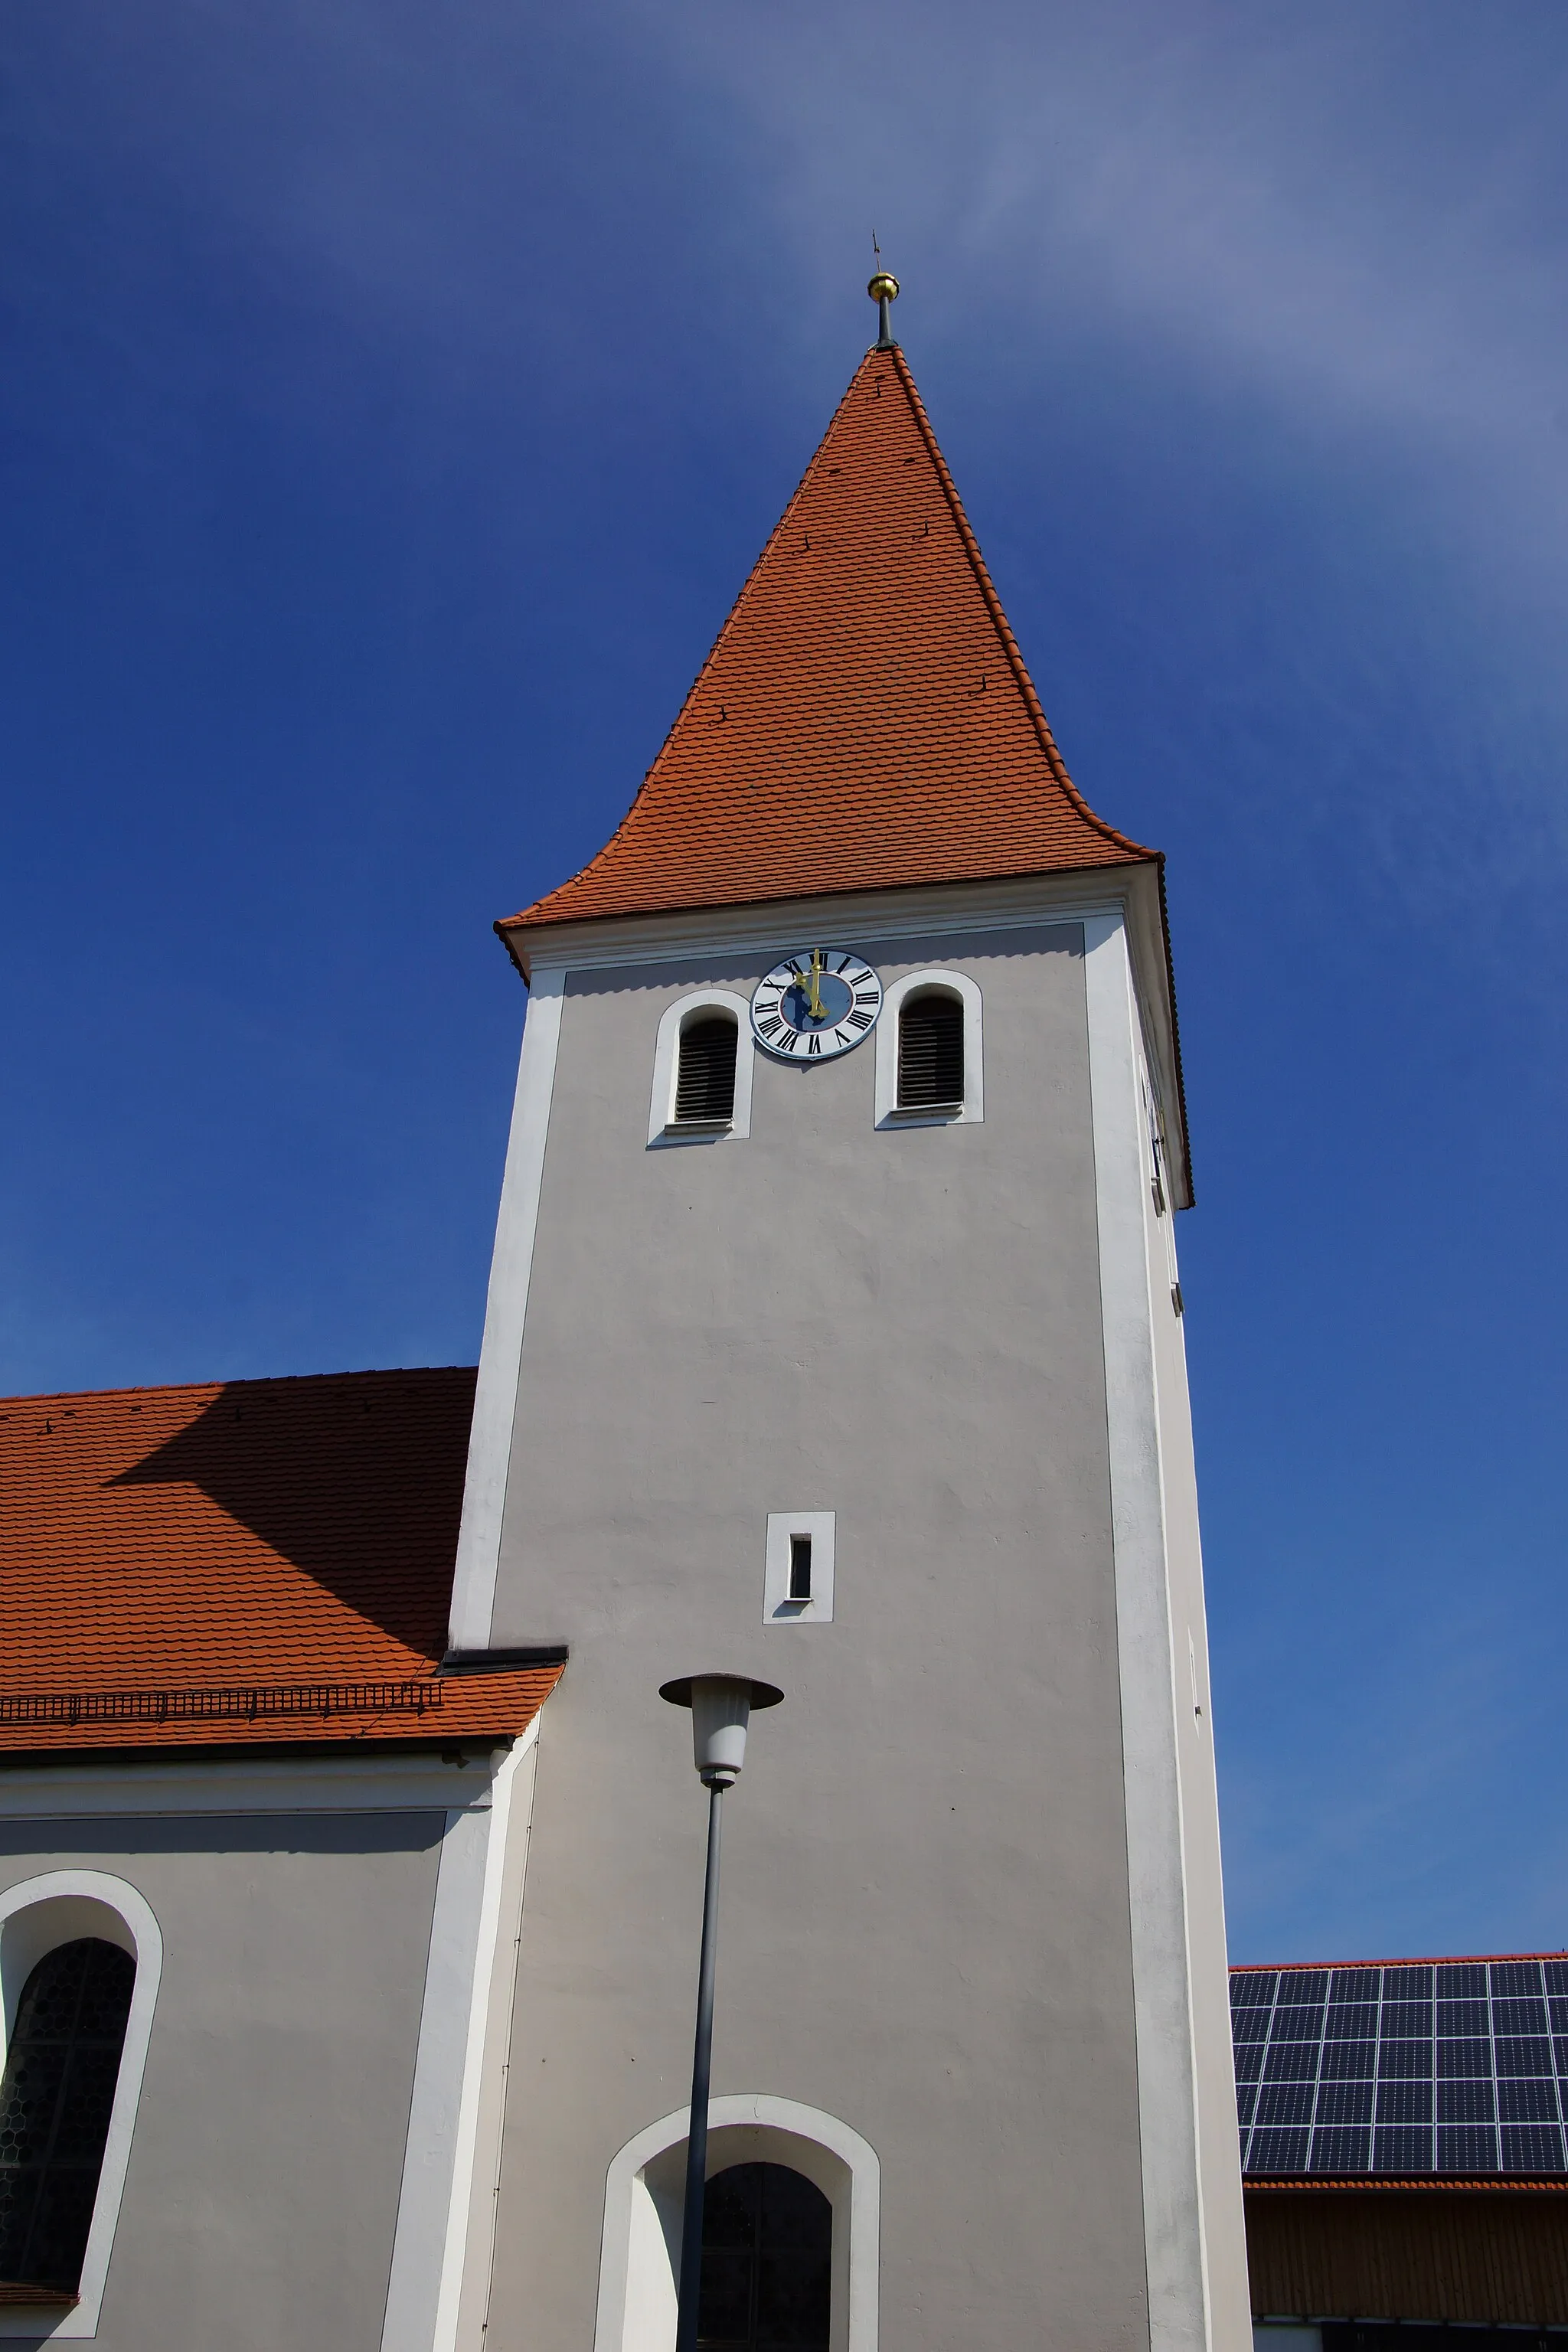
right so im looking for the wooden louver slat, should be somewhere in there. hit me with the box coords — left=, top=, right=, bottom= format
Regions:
left=897, top=994, right=964, bottom=1108
left=675, top=1017, right=739, bottom=1122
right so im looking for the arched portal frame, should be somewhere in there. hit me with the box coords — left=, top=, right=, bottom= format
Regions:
left=0, top=1870, right=164, bottom=2341
left=594, top=2096, right=879, bottom=2352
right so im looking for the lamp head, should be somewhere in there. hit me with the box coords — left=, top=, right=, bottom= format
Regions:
left=660, top=1673, right=783, bottom=1788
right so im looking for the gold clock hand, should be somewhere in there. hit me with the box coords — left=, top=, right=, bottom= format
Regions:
left=805, top=949, right=826, bottom=1020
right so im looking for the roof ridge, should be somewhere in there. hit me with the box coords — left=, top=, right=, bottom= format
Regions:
left=498, top=341, right=1152, bottom=940
left=1246, top=2176, right=1568, bottom=2192
left=498, top=359, right=879, bottom=934
left=1232, top=1950, right=1568, bottom=1972
left=887, top=346, right=1148, bottom=862
left=0, top=1365, right=479, bottom=1413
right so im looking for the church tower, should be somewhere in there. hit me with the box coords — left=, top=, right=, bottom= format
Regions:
left=451, top=283, right=1250, bottom=2352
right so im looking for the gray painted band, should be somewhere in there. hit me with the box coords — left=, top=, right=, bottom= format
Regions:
left=0, top=1753, right=501, bottom=1819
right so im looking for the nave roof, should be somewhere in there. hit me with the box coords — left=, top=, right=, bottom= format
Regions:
left=0, top=1366, right=554, bottom=1756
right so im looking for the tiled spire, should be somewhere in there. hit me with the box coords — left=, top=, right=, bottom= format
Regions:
left=501, top=323, right=1150, bottom=941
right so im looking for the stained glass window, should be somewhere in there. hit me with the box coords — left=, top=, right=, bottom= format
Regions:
left=0, top=1939, right=136, bottom=2291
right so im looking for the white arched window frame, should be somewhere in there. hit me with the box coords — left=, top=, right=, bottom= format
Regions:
left=647, top=990, right=756, bottom=1147
left=594, top=2094, right=879, bottom=2352
left=0, top=1871, right=163, bottom=2339
left=874, top=969, right=984, bottom=1128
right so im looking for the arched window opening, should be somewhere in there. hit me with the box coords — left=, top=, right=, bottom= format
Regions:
left=699, top=2161, right=832, bottom=2352
left=0, top=1938, right=136, bottom=2294
left=897, top=991, right=964, bottom=1110
left=675, top=1016, right=740, bottom=1125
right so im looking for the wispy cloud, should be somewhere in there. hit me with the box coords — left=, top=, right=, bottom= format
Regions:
left=34, top=2, right=1568, bottom=589
left=636, top=1, right=1568, bottom=570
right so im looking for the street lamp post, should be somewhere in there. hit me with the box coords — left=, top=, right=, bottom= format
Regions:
left=659, top=1672, right=782, bottom=2352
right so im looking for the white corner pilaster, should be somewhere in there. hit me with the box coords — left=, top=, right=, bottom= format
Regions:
left=449, top=969, right=565, bottom=1653
left=1083, top=914, right=1209, bottom=2352
left=380, top=1728, right=537, bottom=2352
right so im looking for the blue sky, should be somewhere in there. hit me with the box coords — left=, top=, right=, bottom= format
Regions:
left=5, top=1, right=1567, bottom=1965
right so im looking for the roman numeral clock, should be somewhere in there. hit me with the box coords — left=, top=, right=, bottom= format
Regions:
left=750, top=949, right=883, bottom=1059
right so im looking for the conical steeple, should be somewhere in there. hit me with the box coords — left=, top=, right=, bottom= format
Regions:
left=500, top=328, right=1152, bottom=946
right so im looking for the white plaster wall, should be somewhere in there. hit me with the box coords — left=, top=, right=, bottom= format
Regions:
left=484, top=918, right=1155, bottom=2352
left=0, top=1813, right=444, bottom=2352
left=470, top=884, right=1233, bottom=2352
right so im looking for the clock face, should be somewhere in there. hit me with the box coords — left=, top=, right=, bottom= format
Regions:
left=751, top=949, right=882, bottom=1060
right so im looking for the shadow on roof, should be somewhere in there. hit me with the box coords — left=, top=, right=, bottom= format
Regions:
left=109, top=1367, right=478, bottom=1661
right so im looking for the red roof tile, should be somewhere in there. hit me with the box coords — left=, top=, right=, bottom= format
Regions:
left=1246, top=2178, right=1568, bottom=2194
left=501, top=343, right=1151, bottom=940
left=1232, top=1952, right=1568, bottom=1973
left=0, top=1368, right=557, bottom=1754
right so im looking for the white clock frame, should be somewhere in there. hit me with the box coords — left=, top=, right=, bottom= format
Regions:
left=751, top=951, right=882, bottom=1062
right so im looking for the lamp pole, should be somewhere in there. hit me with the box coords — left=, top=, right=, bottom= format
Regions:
left=660, top=1673, right=782, bottom=2352
left=678, top=1779, right=724, bottom=2352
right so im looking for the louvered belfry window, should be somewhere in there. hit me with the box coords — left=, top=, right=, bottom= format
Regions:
left=0, top=1937, right=136, bottom=2292
left=897, top=991, right=964, bottom=1109
left=675, top=1015, right=739, bottom=1124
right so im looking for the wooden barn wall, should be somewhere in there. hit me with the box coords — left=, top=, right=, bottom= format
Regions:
left=1245, top=2190, right=1568, bottom=2325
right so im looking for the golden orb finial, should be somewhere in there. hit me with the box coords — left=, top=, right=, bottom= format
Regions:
left=867, top=269, right=900, bottom=350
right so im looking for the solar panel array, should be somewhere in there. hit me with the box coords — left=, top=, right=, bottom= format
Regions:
left=1232, top=1959, right=1568, bottom=2177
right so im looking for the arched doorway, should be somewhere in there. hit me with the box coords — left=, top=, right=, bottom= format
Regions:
left=596, top=2096, right=877, bottom=2352
left=698, top=2161, right=832, bottom=2352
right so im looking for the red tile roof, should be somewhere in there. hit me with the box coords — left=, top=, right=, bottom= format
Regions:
left=501, top=342, right=1151, bottom=942
left=0, top=1368, right=557, bottom=1755
left=1232, top=1952, right=1568, bottom=1972
left=1246, top=2178, right=1568, bottom=2194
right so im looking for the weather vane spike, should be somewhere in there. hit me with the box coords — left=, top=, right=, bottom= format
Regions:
left=867, top=244, right=900, bottom=351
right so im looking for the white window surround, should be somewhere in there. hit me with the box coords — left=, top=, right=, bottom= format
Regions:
left=873, top=969, right=983, bottom=1128
left=594, top=2096, right=879, bottom=2352
left=647, top=991, right=755, bottom=1147
left=0, top=1871, right=164, bottom=2341
left=763, top=1511, right=835, bottom=1624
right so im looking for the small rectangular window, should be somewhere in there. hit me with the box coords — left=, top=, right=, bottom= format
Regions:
left=788, top=1535, right=812, bottom=1601
left=763, top=1511, right=835, bottom=1623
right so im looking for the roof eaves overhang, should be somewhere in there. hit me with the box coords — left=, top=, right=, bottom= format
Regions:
left=1244, top=2176, right=1568, bottom=2195
left=1122, top=855, right=1194, bottom=1210
left=495, top=861, right=1192, bottom=1204
left=0, top=1731, right=521, bottom=1769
